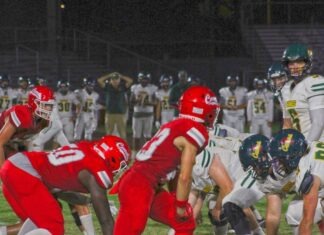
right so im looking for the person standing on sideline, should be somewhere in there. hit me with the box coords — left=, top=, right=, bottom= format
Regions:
left=168, top=70, right=190, bottom=117
left=97, top=72, right=133, bottom=140
left=219, top=75, right=247, bottom=133
left=247, top=77, right=274, bottom=138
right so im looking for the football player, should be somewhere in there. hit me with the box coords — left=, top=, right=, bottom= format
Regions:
left=0, top=74, right=17, bottom=112
left=74, top=77, right=99, bottom=141
left=290, top=131, right=324, bottom=235
left=111, top=86, right=219, bottom=234
left=155, top=74, right=174, bottom=129
left=16, top=76, right=31, bottom=105
left=219, top=75, right=247, bottom=133
left=55, top=80, right=81, bottom=142
left=0, top=135, right=131, bottom=235
left=247, top=77, right=274, bottom=137
left=223, top=130, right=307, bottom=235
left=281, top=43, right=324, bottom=141
left=187, top=134, right=264, bottom=235
left=0, top=85, right=55, bottom=166
left=130, top=72, right=158, bottom=151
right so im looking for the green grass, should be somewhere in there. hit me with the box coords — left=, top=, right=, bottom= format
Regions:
left=0, top=124, right=320, bottom=234
left=0, top=192, right=321, bottom=234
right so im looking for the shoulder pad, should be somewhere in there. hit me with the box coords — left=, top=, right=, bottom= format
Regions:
left=298, top=170, right=314, bottom=194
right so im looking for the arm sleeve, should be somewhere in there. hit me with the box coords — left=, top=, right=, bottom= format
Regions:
left=246, top=98, right=252, bottom=122
left=267, top=94, right=274, bottom=122
left=307, top=108, right=324, bottom=142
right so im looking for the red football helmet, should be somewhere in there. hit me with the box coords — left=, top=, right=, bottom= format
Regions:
left=28, top=85, right=55, bottom=120
left=92, top=135, right=131, bottom=175
left=178, top=85, right=220, bottom=128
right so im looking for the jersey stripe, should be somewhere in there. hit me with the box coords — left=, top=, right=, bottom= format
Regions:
left=187, top=127, right=205, bottom=147
left=97, top=171, right=112, bottom=188
left=307, top=93, right=324, bottom=100
left=10, top=111, right=21, bottom=127
left=205, top=151, right=211, bottom=168
left=311, top=83, right=324, bottom=91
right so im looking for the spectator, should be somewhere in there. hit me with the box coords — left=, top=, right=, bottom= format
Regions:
left=168, top=70, right=190, bottom=117
left=97, top=72, right=133, bottom=140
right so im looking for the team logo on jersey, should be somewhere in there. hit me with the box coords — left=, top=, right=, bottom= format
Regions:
left=281, top=134, right=293, bottom=152
left=251, top=141, right=262, bottom=159
left=205, top=95, right=218, bottom=105
left=286, top=100, right=296, bottom=108
left=117, top=142, right=130, bottom=161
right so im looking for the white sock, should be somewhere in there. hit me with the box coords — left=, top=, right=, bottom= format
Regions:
left=213, top=224, right=228, bottom=235
left=252, top=227, right=265, bottom=235
left=80, top=214, right=95, bottom=235
left=0, top=226, right=7, bottom=235
left=291, top=226, right=299, bottom=235
left=252, top=208, right=263, bottom=221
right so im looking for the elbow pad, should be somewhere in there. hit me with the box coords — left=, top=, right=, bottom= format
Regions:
left=298, top=170, right=314, bottom=195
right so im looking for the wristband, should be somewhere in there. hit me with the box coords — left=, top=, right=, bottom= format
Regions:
left=175, top=198, right=188, bottom=208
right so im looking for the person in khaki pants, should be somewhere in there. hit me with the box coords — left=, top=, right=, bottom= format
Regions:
left=97, top=72, right=133, bottom=140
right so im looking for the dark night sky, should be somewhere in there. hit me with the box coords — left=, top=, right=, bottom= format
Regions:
left=0, top=0, right=239, bottom=43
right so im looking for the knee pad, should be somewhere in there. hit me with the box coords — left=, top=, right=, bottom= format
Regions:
left=223, top=202, right=251, bottom=235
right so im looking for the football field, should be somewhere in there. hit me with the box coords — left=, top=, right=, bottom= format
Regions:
left=0, top=192, right=320, bottom=234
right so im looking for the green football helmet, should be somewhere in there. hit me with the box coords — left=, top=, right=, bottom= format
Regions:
left=281, top=43, right=313, bottom=81
left=239, top=134, right=271, bottom=180
left=267, top=61, right=288, bottom=95
left=269, top=129, right=308, bottom=179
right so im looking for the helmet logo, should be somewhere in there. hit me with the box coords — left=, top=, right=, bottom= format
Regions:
left=205, top=95, right=218, bottom=105
left=117, top=142, right=129, bottom=161
left=251, top=141, right=262, bottom=159
left=192, top=107, right=203, bottom=114
left=281, top=134, right=293, bottom=152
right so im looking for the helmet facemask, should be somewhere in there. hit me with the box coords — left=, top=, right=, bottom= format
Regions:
left=34, top=99, right=55, bottom=120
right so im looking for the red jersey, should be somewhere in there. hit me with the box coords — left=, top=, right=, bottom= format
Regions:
left=9, top=142, right=113, bottom=193
left=133, top=118, right=209, bottom=186
left=0, top=105, right=46, bottom=140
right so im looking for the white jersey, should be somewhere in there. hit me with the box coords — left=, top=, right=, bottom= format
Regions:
left=192, top=135, right=245, bottom=192
left=28, top=108, right=69, bottom=151
left=55, top=91, right=80, bottom=119
left=281, top=75, right=324, bottom=140
left=155, top=88, right=174, bottom=124
left=257, top=171, right=296, bottom=196
left=219, top=86, right=247, bottom=117
left=0, top=87, right=18, bottom=112
left=16, top=88, right=30, bottom=105
left=131, top=83, right=158, bottom=113
left=75, top=89, right=99, bottom=117
left=296, top=141, right=324, bottom=197
left=247, top=89, right=274, bottom=121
